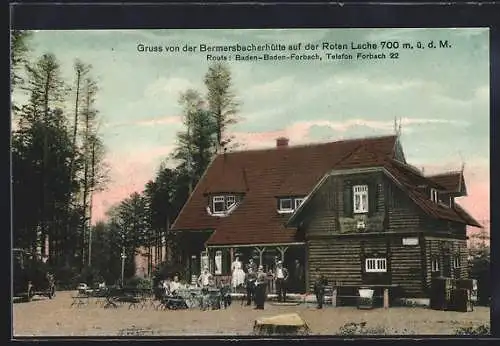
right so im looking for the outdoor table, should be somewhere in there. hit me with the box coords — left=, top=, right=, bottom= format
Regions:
left=103, top=295, right=118, bottom=308
left=102, top=287, right=123, bottom=309
left=71, top=293, right=90, bottom=307
left=177, top=287, right=202, bottom=309
left=91, top=288, right=109, bottom=306
left=203, top=288, right=222, bottom=310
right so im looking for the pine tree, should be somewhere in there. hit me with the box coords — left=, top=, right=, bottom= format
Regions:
left=204, top=62, right=240, bottom=153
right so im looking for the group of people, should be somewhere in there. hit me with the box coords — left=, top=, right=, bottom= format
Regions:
left=157, top=258, right=330, bottom=311
left=229, top=256, right=306, bottom=309
left=239, top=259, right=330, bottom=310
left=157, top=273, right=184, bottom=298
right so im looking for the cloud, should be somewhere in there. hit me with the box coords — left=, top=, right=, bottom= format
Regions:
left=144, top=77, right=198, bottom=101
left=102, top=115, right=182, bottom=128
left=230, top=117, right=471, bottom=150
left=135, top=116, right=182, bottom=127
left=244, top=76, right=297, bottom=100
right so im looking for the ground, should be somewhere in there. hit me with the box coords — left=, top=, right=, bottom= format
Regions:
left=13, top=291, right=490, bottom=337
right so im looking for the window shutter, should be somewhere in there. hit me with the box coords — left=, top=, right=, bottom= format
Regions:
left=343, top=182, right=353, bottom=217
left=368, top=182, right=378, bottom=215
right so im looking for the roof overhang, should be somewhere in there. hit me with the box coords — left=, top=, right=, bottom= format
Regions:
left=206, top=242, right=305, bottom=248
left=169, top=228, right=214, bottom=234
left=286, top=165, right=480, bottom=228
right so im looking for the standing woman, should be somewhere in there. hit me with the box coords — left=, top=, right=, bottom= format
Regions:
left=231, top=256, right=246, bottom=290
left=254, top=265, right=267, bottom=310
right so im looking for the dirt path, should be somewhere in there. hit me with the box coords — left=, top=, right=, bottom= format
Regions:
left=13, top=291, right=490, bottom=336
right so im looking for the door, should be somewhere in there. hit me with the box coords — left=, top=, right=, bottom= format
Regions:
left=442, top=254, right=451, bottom=277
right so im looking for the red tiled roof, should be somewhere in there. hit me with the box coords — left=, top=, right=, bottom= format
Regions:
left=453, top=203, right=483, bottom=228
left=383, top=160, right=481, bottom=227
left=427, top=172, right=466, bottom=194
left=171, top=135, right=399, bottom=245
left=172, top=135, right=481, bottom=246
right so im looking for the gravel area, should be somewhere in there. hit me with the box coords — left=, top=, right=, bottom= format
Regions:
left=13, top=291, right=490, bottom=337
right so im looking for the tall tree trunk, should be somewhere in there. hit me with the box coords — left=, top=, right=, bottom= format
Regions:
left=65, top=67, right=82, bottom=267
left=68, top=68, right=81, bottom=195
left=88, top=139, right=95, bottom=266
left=166, top=215, right=172, bottom=263
left=40, top=68, right=52, bottom=257
left=187, top=121, right=193, bottom=195
left=82, top=91, right=90, bottom=267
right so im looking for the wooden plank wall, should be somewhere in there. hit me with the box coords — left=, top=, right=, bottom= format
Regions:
left=385, top=177, right=422, bottom=232
left=424, top=238, right=469, bottom=289
left=391, top=238, right=425, bottom=297
left=306, top=176, right=339, bottom=234
left=307, top=238, right=362, bottom=291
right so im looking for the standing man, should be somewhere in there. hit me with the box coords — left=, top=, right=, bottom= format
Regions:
left=274, top=261, right=289, bottom=302
left=247, top=258, right=257, bottom=273
left=313, top=267, right=329, bottom=309
left=245, top=266, right=257, bottom=306
left=254, top=265, right=267, bottom=310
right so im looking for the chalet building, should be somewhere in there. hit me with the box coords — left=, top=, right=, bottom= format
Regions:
left=170, top=135, right=482, bottom=298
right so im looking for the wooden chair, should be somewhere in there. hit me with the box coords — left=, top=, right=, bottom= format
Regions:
left=323, top=285, right=336, bottom=307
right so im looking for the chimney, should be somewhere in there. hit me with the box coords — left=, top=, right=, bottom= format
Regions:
left=276, top=137, right=289, bottom=148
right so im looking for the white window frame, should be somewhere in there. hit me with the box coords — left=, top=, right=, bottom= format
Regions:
left=225, top=195, right=236, bottom=209
left=279, top=198, right=293, bottom=212
left=212, top=196, right=226, bottom=214
left=431, top=257, right=440, bottom=272
left=353, top=185, right=369, bottom=214
left=294, top=197, right=305, bottom=209
left=430, top=188, right=438, bottom=203
left=453, top=255, right=460, bottom=269
left=365, top=258, right=387, bottom=273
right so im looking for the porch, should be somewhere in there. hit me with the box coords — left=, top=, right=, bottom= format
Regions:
left=198, top=243, right=307, bottom=294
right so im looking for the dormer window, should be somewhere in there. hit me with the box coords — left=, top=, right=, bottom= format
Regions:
left=213, top=196, right=226, bottom=214
left=295, top=198, right=305, bottom=209
left=430, top=188, right=438, bottom=203
left=279, top=198, right=293, bottom=212
left=226, top=195, right=236, bottom=209
left=210, top=194, right=239, bottom=215
left=278, top=196, right=306, bottom=214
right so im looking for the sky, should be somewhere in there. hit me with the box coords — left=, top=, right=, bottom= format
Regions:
left=15, top=28, right=490, bottom=235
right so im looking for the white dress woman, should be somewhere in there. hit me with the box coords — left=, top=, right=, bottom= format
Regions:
left=231, top=257, right=246, bottom=288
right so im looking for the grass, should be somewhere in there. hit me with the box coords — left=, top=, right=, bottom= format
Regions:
left=454, top=324, right=490, bottom=336
left=335, top=321, right=491, bottom=336
left=336, top=321, right=415, bottom=336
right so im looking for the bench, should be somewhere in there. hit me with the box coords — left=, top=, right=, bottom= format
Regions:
left=335, top=285, right=398, bottom=308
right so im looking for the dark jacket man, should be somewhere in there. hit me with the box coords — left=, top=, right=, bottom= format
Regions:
left=254, top=266, right=267, bottom=309
left=245, top=267, right=257, bottom=306
left=274, top=261, right=289, bottom=302
left=313, top=268, right=329, bottom=309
